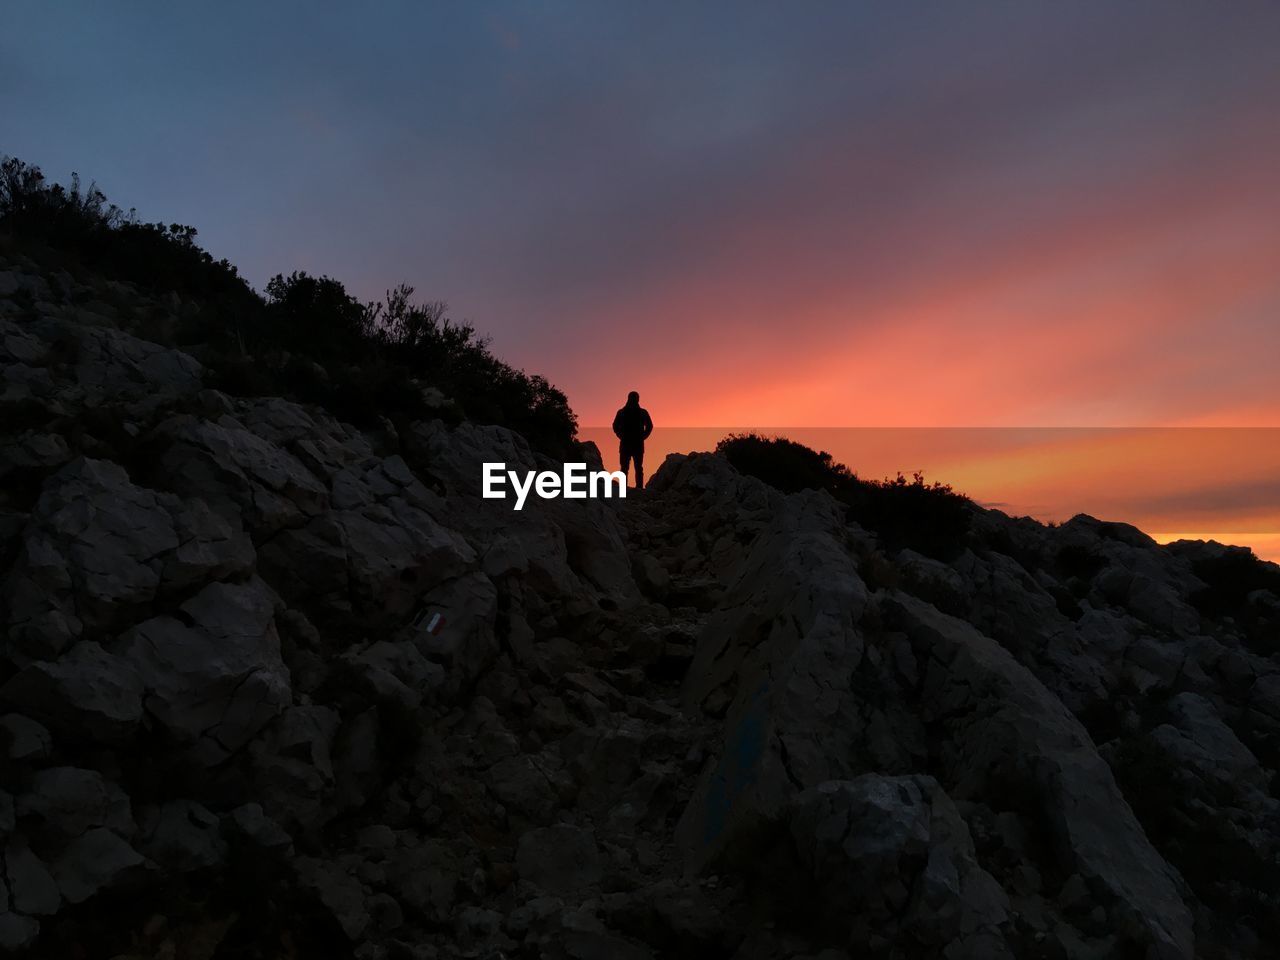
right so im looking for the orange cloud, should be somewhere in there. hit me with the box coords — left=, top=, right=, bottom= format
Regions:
left=559, top=98, right=1280, bottom=430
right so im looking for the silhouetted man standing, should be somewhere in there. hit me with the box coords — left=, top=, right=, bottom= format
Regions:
left=612, top=390, right=653, bottom=491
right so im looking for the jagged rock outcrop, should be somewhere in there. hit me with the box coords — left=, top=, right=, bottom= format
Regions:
left=3, top=254, right=1280, bottom=959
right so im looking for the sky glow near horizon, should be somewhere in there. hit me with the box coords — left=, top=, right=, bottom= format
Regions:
left=5, top=2, right=1280, bottom=555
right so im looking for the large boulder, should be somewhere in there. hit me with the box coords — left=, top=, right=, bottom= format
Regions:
left=233, top=396, right=375, bottom=480
left=1, top=457, right=253, bottom=660
left=0, top=714, right=52, bottom=762
left=50, top=827, right=148, bottom=904
left=154, top=415, right=330, bottom=538
left=676, top=474, right=869, bottom=868
left=0, top=641, right=143, bottom=743
left=0, top=312, right=201, bottom=417
left=788, top=776, right=1011, bottom=955
left=4, top=836, right=61, bottom=917
left=258, top=453, right=476, bottom=630
left=293, top=856, right=370, bottom=941
left=66, top=320, right=203, bottom=407
left=1150, top=692, right=1267, bottom=793
left=516, top=824, right=602, bottom=896
left=136, top=800, right=226, bottom=872
left=16, top=767, right=133, bottom=842
left=117, top=577, right=291, bottom=766
left=249, top=705, right=342, bottom=834
left=885, top=595, right=1194, bottom=960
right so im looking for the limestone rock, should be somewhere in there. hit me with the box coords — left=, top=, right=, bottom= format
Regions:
left=1151, top=692, right=1266, bottom=791
left=516, top=825, right=602, bottom=896
left=16, top=766, right=133, bottom=841
left=137, top=800, right=227, bottom=871
left=118, top=578, right=290, bottom=766
left=789, top=776, right=1010, bottom=952
left=0, top=642, right=143, bottom=743
left=386, top=839, right=460, bottom=924
left=155, top=415, right=330, bottom=537
left=7, top=262, right=1280, bottom=957
left=294, top=856, right=369, bottom=941
left=2, top=456, right=252, bottom=659
left=886, top=595, right=1194, bottom=960
left=224, top=802, right=294, bottom=855
left=3, top=837, right=60, bottom=916
left=249, top=705, right=341, bottom=833
left=0, top=912, right=40, bottom=953
left=0, top=713, right=52, bottom=761
left=51, top=828, right=148, bottom=904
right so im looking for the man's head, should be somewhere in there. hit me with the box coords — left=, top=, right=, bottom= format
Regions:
left=627, top=391, right=640, bottom=405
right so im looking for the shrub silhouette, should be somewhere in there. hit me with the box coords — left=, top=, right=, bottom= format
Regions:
left=264, top=271, right=376, bottom=360
left=367, top=283, right=576, bottom=452
left=1, top=156, right=576, bottom=455
left=0, top=156, right=260, bottom=321
left=715, top=433, right=972, bottom=559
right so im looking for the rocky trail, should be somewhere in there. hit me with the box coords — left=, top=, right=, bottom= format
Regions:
left=3, top=257, right=1280, bottom=959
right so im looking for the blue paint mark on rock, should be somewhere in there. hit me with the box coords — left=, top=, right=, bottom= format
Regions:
left=702, top=679, right=771, bottom=846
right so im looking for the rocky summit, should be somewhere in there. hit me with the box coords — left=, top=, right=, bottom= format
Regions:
left=2, top=255, right=1279, bottom=960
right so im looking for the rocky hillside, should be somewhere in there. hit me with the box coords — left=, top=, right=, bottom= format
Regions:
left=2, top=253, right=1280, bottom=960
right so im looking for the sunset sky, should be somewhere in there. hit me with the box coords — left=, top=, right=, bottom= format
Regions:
left=5, top=3, right=1279, bottom=552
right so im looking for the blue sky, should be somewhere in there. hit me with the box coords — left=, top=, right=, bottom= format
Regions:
left=5, top=2, right=1279, bottom=426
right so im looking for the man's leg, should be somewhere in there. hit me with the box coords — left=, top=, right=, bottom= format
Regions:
left=619, top=445, right=633, bottom=486
left=634, top=448, right=645, bottom=491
